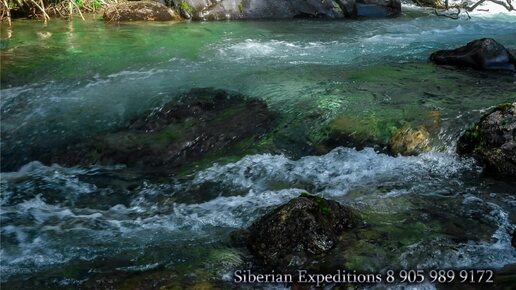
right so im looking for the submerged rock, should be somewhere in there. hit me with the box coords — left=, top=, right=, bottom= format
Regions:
left=457, top=102, right=516, bottom=178
left=103, top=1, right=180, bottom=22
left=172, top=0, right=400, bottom=20
left=315, top=124, right=436, bottom=156
left=388, top=126, right=430, bottom=156
left=315, top=115, right=389, bottom=154
left=430, top=38, right=516, bottom=71
left=42, top=88, right=276, bottom=170
left=244, top=193, right=358, bottom=269
left=314, top=115, right=433, bottom=157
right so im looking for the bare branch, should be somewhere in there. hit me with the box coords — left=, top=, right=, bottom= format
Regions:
left=467, top=0, right=486, bottom=10
left=467, top=0, right=514, bottom=11
left=28, top=0, right=50, bottom=20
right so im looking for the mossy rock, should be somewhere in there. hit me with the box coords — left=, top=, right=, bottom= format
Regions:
left=176, top=1, right=194, bottom=18
left=314, top=113, right=435, bottom=156
left=457, top=102, right=516, bottom=178
left=39, top=88, right=277, bottom=172
left=315, top=115, right=388, bottom=154
left=243, top=194, right=359, bottom=270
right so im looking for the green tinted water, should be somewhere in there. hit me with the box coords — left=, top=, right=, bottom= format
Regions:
left=2, top=14, right=515, bottom=164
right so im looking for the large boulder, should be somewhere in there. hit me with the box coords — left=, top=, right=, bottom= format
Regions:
left=103, top=1, right=180, bottom=22
left=430, top=38, right=516, bottom=71
left=172, top=0, right=400, bottom=20
left=244, top=194, right=358, bottom=269
left=37, top=88, right=276, bottom=170
left=457, top=103, right=516, bottom=178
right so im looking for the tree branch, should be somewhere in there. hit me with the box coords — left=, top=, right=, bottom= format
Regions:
left=467, top=0, right=514, bottom=11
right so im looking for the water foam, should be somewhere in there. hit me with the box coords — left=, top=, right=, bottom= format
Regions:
left=193, top=148, right=478, bottom=197
left=399, top=197, right=516, bottom=269
left=0, top=147, right=512, bottom=284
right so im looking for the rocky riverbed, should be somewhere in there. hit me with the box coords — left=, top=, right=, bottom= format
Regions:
left=1, top=6, right=516, bottom=290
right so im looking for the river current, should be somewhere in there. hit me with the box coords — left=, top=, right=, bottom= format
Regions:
left=1, top=5, right=516, bottom=289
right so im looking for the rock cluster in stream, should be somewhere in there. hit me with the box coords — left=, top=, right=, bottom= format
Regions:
left=33, top=88, right=276, bottom=171
left=430, top=38, right=516, bottom=72
left=104, top=0, right=401, bottom=22
left=457, top=102, right=516, bottom=178
left=315, top=115, right=433, bottom=157
left=235, top=194, right=358, bottom=269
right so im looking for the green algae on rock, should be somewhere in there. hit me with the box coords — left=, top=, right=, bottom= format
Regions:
left=314, top=114, right=389, bottom=154
left=243, top=194, right=358, bottom=270
left=314, top=115, right=432, bottom=156
left=37, top=88, right=277, bottom=171
left=457, top=102, right=516, bottom=178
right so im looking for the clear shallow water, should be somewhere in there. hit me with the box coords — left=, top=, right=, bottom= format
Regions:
left=1, top=12, right=516, bottom=167
left=1, top=7, right=516, bottom=289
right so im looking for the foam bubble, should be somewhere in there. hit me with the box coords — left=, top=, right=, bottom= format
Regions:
left=193, top=148, right=478, bottom=197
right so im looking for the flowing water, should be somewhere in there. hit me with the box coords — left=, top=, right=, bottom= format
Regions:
left=1, top=6, right=516, bottom=289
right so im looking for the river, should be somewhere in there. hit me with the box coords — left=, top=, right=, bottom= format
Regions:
left=1, top=5, right=516, bottom=289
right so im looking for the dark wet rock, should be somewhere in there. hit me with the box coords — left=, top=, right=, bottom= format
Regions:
left=430, top=38, right=516, bottom=71
left=512, top=230, right=516, bottom=248
left=171, top=0, right=400, bottom=20
left=41, top=88, right=276, bottom=170
left=457, top=102, right=516, bottom=178
left=244, top=193, right=358, bottom=269
left=103, top=1, right=180, bottom=22
left=356, top=0, right=401, bottom=17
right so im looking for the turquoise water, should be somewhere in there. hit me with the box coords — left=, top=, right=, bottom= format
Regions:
left=1, top=8, right=516, bottom=289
